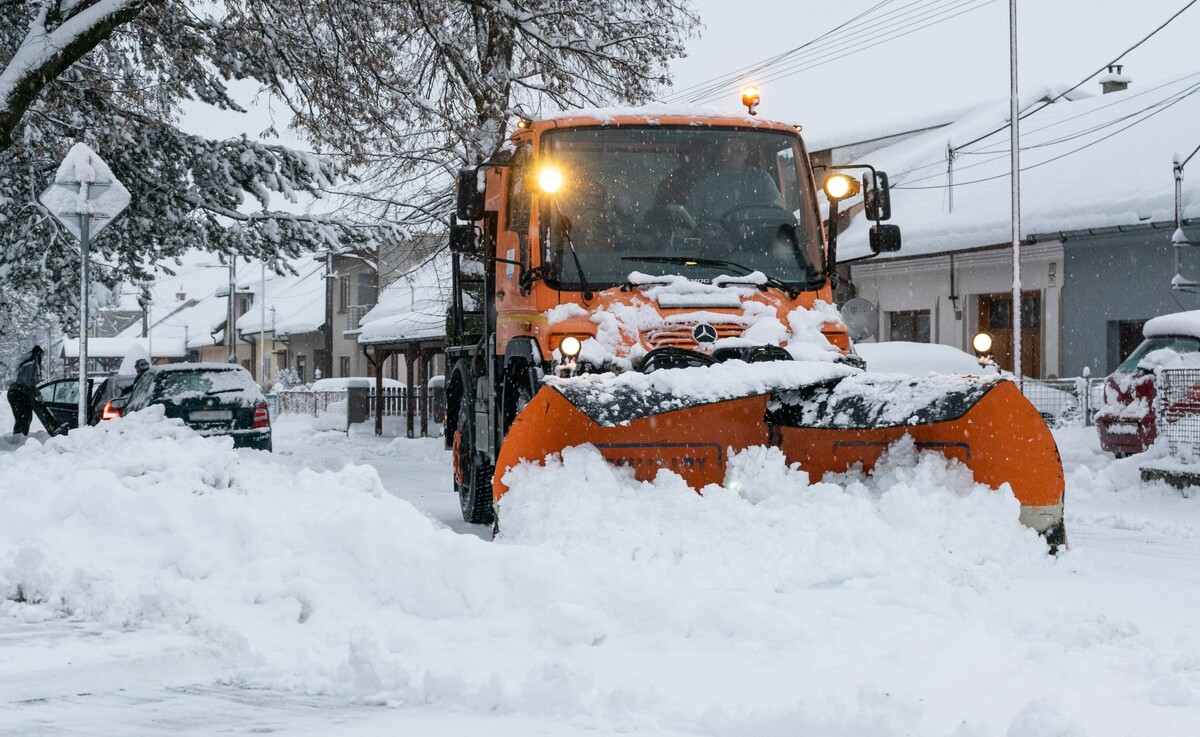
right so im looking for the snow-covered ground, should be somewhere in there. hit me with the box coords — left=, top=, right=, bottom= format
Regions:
left=2, top=403, right=1199, bottom=736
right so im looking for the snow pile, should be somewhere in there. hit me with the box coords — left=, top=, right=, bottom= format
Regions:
left=2, top=410, right=1059, bottom=734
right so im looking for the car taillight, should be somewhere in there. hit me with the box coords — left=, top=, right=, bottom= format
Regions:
left=252, top=402, right=270, bottom=429
left=101, top=401, right=121, bottom=420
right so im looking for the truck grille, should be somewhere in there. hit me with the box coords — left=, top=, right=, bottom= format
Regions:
left=643, top=323, right=746, bottom=349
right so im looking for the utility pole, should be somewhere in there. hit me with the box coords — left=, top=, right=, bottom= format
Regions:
left=324, top=251, right=335, bottom=379
left=260, top=262, right=268, bottom=385
left=1008, top=0, right=1023, bottom=387
left=228, top=260, right=238, bottom=364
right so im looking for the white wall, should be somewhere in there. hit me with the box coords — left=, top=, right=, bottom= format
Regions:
left=848, top=241, right=1065, bottom=376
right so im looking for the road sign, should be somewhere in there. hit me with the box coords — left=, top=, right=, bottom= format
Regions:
left=38, top=143, right=131, bottom=428
left=38, top=143, right=130, bottom=239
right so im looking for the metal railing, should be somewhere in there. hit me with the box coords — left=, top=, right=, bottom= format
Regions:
left=275, top=385, right=446, bottom=431
left=347, top=304, right=372, bottom=331
left=1016, top=377, right=1105, bottom=429
left=275, top=389, right=348, bottom=417
left=1154, top=368, right=1200, bottom=460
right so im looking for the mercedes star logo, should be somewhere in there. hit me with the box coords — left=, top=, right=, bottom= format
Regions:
left=692, top=323, right=718, bottom=344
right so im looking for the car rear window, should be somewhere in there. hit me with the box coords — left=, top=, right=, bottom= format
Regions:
left=1118, top=336, right=1200, bottom=373
left=152, top=369, right=263, bottom=405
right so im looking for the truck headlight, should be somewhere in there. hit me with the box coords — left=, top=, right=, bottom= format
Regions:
left=559, top=335, right=582, bottom=358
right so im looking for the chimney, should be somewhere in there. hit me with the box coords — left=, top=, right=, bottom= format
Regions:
left=1099, top=64, right=1131, bottom=94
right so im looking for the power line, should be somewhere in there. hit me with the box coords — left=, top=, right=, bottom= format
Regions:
left=894, top=80, right=1200, bottom=190
left=680, top=0, right=999, bottom=105
left=663, top=0, right=898, bottom=102
left=951, top=0, right=1200, bottom=152
left=716, top=0, right=998, bottom=99
left=1182, top=141, right=1200, bottom=169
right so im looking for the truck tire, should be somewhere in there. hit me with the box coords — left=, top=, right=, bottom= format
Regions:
left=451, top=363, right=494, bottom=525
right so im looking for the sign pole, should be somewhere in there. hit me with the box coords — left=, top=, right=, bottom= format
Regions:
left=78, top=199, right=90, bottom=428
left=39, top=143, right=130, bottom=430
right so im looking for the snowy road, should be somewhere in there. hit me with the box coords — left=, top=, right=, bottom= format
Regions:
left=2, top=407, right=1199, bottom=736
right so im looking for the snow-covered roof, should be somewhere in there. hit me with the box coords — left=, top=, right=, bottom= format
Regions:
left=358, top=251, right=451, bottom=345
left=236, top=262, right=325, bottom=336
left=61, top=337, right=186, bottom=359
left=839, top=71, right=1200, bottom=259
left=1143, top=309, right=1200, bottom=339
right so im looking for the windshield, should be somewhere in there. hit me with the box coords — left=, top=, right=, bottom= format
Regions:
left=1117, top=336, right=1200, bottom=373
left=539, top=126, right=822, bottom=290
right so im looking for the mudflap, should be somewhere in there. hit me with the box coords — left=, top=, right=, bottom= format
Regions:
left=494, top=373, right=1065, bottom=538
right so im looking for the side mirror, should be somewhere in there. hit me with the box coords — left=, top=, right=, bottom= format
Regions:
left=109, top=397, right=128, bottom=412
left=869, top=224, right=902, bottom=254
left=862, top=170, right=892, bottom=222
left=448, top=216, right=479, bottom=255
left=455, top=167, right=485, bottom=222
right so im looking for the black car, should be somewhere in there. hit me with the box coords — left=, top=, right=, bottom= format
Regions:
left=37, top=374, right=138, bottom=431
left=113, top=363, right=272, bottom=451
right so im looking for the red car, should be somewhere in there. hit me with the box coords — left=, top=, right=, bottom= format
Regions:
left=1096, top=316, right=1200, bottom=456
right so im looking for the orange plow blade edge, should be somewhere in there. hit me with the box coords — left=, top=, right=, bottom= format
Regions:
left=495, top=374, right=1065, bottom=537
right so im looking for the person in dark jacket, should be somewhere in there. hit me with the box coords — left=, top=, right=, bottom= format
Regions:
left=7, top=345, right=44, bottom=436
left=6, top=345, right=64, bottom=437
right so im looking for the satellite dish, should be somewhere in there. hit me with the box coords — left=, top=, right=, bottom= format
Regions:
left=841, top=298, right=879, bottom=341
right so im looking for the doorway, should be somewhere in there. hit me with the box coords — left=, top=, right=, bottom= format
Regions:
left=977, top=291, right=1042, bottom=378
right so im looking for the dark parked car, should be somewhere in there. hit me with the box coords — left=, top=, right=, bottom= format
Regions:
left=37, top=374, right=138, bottom=431
left=114, top=363, right=272, bottom=451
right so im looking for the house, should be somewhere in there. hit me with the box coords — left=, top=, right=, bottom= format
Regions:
left=828, top=69, right=1200, bottom=378
left=357, top=241, right=450, bottom=436
left=60, top=336, right=186, bottom=375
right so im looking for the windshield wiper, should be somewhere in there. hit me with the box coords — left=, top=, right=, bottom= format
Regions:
left=620, top=256, right=800, bottom=298
left=559, top=218, right=594, bottom=300
left=205, top=388, right=243, bottom=395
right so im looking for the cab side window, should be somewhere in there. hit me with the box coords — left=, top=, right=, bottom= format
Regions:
left=507, top=145, right=532, bottom=233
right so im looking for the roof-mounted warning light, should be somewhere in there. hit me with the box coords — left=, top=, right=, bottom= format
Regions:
left=742, top=86, right=760, bottom=116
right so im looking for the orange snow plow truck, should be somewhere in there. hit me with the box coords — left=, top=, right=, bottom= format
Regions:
left=444, top=103, right=1065, bottom=547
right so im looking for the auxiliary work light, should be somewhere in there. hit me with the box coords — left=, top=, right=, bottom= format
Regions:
left=823, top=173, right=860, bottom=201
left=537, top=165, right=563, bottom=194
left=972, top=332, right=994, bottom=354
left=559, top=335, right=582, bottom=358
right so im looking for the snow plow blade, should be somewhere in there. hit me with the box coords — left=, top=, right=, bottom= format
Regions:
left=495, top=373, right=1065, bottom=537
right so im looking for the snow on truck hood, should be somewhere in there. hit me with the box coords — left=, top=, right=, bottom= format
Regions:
left=544, top=276, right=846, bottom=370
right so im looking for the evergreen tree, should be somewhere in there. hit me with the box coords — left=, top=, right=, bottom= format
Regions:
left=1, top=0, right=698, bottom=332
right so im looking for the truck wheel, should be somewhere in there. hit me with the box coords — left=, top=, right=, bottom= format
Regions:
left=452, top=375, right=495, bottom=525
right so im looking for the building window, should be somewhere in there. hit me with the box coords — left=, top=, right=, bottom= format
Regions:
left=357, top=270, right=377, bottom=307
left=338, top=275, right=350, bottom=313
left=339, top=355, right=350, bottom=377
left=888, top=310, right=930, bottom=343
left=1114, top=319, right=1149, bottom=368
left=296, top=355, right=306, bottom=383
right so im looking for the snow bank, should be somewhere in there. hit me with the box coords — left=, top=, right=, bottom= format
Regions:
left=1, top=409, right=1072, bottom=734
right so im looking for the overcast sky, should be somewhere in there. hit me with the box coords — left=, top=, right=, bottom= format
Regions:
left=667, top=0, right=1200, bottom=140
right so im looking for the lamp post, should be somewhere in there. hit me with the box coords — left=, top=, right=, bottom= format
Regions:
left=1008, top=0, right=1023, bottom=388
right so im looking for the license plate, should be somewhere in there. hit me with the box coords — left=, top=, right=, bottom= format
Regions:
left=190, top=410, right=232, bottom=422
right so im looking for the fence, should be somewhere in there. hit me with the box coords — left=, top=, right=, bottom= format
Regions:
left=275, top=390, right=348, bottom=417
left=275, top=385, right=446, bottom=434
left=1017, top=377, right=1106, bottom=429
left=1154, top=368, right=1200, bottom=460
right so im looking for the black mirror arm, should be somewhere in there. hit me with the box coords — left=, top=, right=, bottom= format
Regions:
left=825, top=197, right=840, bottom=289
